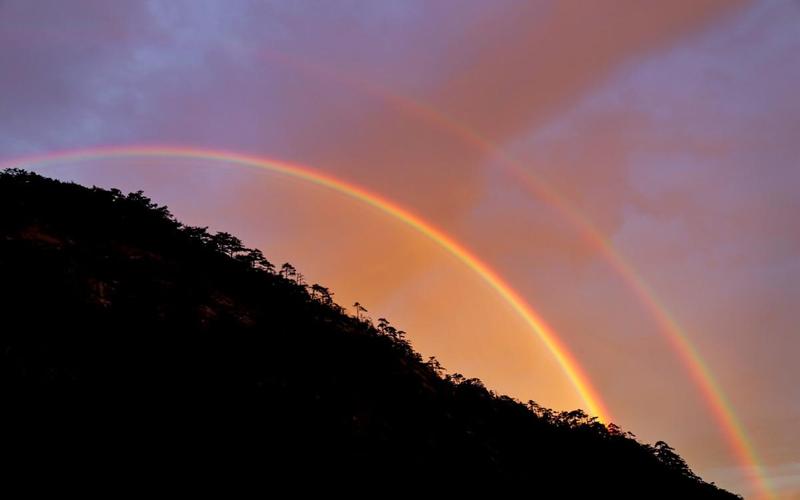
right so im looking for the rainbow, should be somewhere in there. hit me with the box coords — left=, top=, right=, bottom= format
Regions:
left=260, top=53, right=773, bottom=498
left=0, top=145, right=611, bottom=423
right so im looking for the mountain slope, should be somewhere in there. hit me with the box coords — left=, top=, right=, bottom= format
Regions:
left=0, top=169, right=738, bottom=497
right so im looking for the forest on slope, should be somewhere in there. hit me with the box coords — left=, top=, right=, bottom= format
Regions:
left=0, top=169, right=738, bottom=497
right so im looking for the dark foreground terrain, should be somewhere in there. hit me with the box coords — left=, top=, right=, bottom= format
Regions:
left=0, top=169, right=738, bottom=497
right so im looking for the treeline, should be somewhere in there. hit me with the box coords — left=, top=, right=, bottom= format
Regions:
left=0, top=168, right=737, bottom=497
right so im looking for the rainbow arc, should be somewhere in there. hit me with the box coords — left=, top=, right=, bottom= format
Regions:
left=0, top=145, right=611, bottom=423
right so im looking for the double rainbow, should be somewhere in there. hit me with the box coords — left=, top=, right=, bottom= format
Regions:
left=257, top=51, right=773, bottom=498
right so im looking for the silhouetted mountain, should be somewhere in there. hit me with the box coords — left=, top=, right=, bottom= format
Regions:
left=0, top=169, right=738, bottom=497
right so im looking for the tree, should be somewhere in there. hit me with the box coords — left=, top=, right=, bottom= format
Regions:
left=108, top=188, right=124, bottom=201
left=654, top=441, right=697, bottom=479
left=426, top=356, right=445, bottom=376
left=527, top=400, right=555, bottom=421
left=126, top=190, right=157, bottom=209
left=236, top=248, right=265, bottom=269
left=318, top=285, right=332, bottom=304
left=376, top=317, right=406, bottom=341
left=447, top=373, right=465, bottom=385
left=210, top=232, right=245, bottom=257
left=311, top=284, right=332, bottom=304
left=250, top=249, right=275, bottom=273
left=125, top=190, right=172, bottom=219
left=353, top=302, right=368, bottom=321
left=260, top=261, right=275, bottom=274
left=377, top=317, right=395, bottom=338
left=183, top=225, right=211, bottom=243
left=557, top=409, right=591, bottom=429
left=280, top=263, right=297, bottom=281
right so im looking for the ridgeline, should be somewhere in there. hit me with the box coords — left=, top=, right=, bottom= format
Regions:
left=0, top=169, right=738, bottom=497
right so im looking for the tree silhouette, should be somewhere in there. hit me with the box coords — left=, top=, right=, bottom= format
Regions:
left=448, top=373, right=465, bottom=385
left=311, top=284, right=333, bottom=304
left=353, top=302, right=367, bottom=321
left=236, top=248, right=270, bottom=270
left=280, top=262, right=297, bottom=281
left=426, top=356, right=445, bottom=376
left=654, top=441, right=698, bottom=479
left=183, top=225, right=211, bottom=244
left=0, top=169, right=741, bottom=499
left=252, top=249, right=275, bottom=273
left=376, top=317, right=407, bottom=342
left=210, top=231, right=245, bottom=257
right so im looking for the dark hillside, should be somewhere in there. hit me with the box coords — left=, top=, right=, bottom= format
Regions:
left=0, top=169, right=738, bottom=497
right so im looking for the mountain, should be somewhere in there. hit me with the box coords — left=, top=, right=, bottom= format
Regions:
left=0, top=168, right=738, bottom=497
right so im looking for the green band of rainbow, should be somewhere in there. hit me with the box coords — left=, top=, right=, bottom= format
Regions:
left=0, top=145, right=611, bottom=424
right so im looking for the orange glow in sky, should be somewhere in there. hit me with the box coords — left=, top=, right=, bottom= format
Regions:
left=2, top=1, right=798, bottom=497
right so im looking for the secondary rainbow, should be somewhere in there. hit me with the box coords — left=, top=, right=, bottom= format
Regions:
left=262, top=52, right=773, bottom=498
left=0, top=145, right=611, bottom=424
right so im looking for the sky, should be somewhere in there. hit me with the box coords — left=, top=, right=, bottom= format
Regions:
left=1, top=0, right=798, bottom=497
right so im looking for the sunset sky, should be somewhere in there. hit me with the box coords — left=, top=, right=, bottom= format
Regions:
left=2, top=1, right=798, bottom=497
